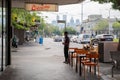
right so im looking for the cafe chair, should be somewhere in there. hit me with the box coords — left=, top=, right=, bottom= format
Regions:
left=68, top=48, right=78, bottom=66
left=82, top=52, right=99, bottom=80
left=75, top=49, right=89, bottom=73
left=76, top=49, right=89, bottom=62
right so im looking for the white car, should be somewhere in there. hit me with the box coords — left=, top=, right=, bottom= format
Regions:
left=77, top=34, right=91, bottom=44
left=91, top=34, right=114, bottom=45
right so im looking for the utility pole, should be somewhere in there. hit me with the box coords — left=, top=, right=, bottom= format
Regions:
left=108, top=8, right=111, bottom=34
left=81, top=2, right=83, bottom=24
left=80, top=1, right=90, bottom=33
left=80, top=2, right=83, bottom=33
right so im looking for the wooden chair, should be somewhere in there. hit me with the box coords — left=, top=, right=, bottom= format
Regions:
left=82, top=52, right=100, bottom=80
left=68, top=48, right=78, bottom=66
left=75, top=49, right=89, bottom=74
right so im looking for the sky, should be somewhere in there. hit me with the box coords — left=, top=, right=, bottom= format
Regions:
left=40, top=0, right=120, bottom=23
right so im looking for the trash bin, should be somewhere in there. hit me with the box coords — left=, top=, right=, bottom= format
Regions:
left=39, top=37, right=43, bottom=45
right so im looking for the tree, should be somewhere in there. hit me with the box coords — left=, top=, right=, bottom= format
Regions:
left=11, top=8, right=42, bottom=44
left=93, top=19, right=109, bottom=31
left=62, top=26, right=77, bottom=35
left=12, top=8, right=40, bottom=30
left=92, top=0, right=120, bottom=10
left=113, top=21, right=120, bottom=30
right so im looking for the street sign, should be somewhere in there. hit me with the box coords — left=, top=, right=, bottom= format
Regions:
left=57, top=20, right=66, bottom=23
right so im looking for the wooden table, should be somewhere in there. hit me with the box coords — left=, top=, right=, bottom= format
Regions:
left=76, top=54, right=86, bottom=76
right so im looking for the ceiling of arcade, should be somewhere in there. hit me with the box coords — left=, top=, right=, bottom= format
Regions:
left=12, top=0, right=84, bottom=8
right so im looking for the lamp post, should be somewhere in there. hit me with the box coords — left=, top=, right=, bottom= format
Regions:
left=108, top=8, right=111, bottom=34
left=81, top=2, right=83, bottom=24
left=80, top=1, right=90, bottom=33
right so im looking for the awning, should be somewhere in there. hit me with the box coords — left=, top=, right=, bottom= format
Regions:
left=12, top=0, right=84, bottom=8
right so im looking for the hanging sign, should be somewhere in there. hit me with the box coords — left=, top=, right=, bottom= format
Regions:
left=25, top=3, right=58, bottom=12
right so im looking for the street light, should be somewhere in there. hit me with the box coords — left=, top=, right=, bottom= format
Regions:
left=80, top=1, right=90, bottom=33
left=107, top=8, right=111, bottom=34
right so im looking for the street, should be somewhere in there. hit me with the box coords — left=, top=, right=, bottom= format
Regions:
left=2, top=38, right=120, bottom=80
left=12, top=38, right=83, bottom=58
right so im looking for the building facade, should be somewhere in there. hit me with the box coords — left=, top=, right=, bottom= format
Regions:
left=81, top=15, right=117, bottom=35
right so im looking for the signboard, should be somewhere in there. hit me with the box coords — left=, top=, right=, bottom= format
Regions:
left=25, top=3, right=58, bottom=12
left=57, top=20, right=66, bottom=23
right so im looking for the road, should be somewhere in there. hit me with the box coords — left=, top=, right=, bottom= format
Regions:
left=15, top=38, right=84, bottom=57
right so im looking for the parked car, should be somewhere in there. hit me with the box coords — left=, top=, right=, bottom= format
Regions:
left=91, top=34, right=114, bottom=45
left=70, top=35, right=78, bottom=43
left=53, top=35, right=63, bottom=42
left=77, top=34, right=91, bottom=44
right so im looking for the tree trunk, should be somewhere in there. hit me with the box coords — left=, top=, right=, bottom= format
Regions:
left=14, top=28, right=25, bottom=45
left=118, top=38, right=120, bottom=51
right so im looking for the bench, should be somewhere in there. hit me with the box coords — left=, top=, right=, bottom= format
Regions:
left=110, top=51, right=120, bottom=77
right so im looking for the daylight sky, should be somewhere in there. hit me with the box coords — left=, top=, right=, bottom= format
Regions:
left=40, top=0, right=120, bottom=23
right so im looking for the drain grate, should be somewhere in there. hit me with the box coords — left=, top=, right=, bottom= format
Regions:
left=45, top=48, right=51, bottom=50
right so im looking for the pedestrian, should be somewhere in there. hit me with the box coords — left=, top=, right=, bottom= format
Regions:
left=12, top=35, right=18, bottom=48
left=62, top=31, right=70, bottom=64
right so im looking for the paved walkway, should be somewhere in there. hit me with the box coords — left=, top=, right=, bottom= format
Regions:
left=0, top=38, right=119, bottom=80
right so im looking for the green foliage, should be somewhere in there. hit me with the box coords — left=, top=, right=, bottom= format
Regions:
left=40, top=23, right=77, bottom=36
left=113, top=38, right=119, bottom=42
left=11, top=8, right=40, bottom=30
left=11, top=8, right=77, bottom=37
left=112, top=21, right=120, bottom=30
left=93, top=19, right=108, bottom=31
left=91, top=0, right=110, bottom=3
left=63, top=27, right=76, bottom=34
left=91, top=0, right=120, bottom=10
left=52, top=26, right=61, bottom=35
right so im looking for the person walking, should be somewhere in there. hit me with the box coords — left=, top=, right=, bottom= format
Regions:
left=12, top=35, right=18, bottom=48
left=62, top=31, right=70, bottom=64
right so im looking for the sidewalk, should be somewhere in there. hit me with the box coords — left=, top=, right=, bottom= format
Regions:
left=0, top=38, right=120, bottom=80
left=99, top=62, right=120, bottom=80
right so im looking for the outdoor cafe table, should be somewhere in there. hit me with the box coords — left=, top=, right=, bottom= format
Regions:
left=76, top=54, right=86, bottom=76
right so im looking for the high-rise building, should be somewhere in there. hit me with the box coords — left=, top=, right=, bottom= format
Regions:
left=76, top=19, right=80, bottom=25
left=63, top=15, right=67, bottom=21
left=56, top=15, right=59, bottom=20
left=69, top=17, right=75, bottom=27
